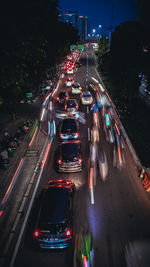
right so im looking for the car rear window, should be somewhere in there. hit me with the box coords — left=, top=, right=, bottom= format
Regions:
left=59, top=92, right=66, bottom=98
left=67, top=100, right=76, bottom=108
left=62, top=143, right=78, bottom=159
left=61, top=119, right=77, bottom=133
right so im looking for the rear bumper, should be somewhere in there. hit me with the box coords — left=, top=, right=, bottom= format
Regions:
left=37, top=237, right=72, bottom=249
left=59, top=162, right=82, bottom=173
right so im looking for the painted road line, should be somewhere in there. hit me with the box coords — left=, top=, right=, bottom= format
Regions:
left=88, top=128, right=90, bottom=141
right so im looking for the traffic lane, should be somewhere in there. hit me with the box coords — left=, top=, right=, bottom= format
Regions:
left=87, top=125, right=150, bottom=266
left=14, top=112, right=91, bottom=267
left=80, top=46, right=150, bottom=265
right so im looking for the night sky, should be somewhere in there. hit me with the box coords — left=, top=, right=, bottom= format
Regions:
left=59, top=0, right=137, bottom=32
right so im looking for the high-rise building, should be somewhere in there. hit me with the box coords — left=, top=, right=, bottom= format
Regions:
left=58, top=10, right=88, bottom=40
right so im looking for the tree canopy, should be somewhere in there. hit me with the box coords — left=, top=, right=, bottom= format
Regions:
left=0, top=0, right=79, bottom=106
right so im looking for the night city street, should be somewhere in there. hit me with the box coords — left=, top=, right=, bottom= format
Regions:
left=0, top=1, right=150, bottom=267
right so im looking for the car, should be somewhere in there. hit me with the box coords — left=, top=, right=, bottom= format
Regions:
left=56, top=92, right=69, bottom=104
left=66, top=77, right=74, bottom=87
left=80, top=91, right=93, bottom=105
left=59, top=118, right=79, bottom=140
left=57, top=141, right=83, bottom=173
left=66, top=68, right=74, bottom=74
left=32, top=179, right=75, bottom=249
left=71, top=83, right=82, bottom=94
left=64, top=99, right=78, bottom=112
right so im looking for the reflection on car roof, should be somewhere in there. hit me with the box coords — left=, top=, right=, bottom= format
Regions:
left=39, top=187, right=68, bottom=225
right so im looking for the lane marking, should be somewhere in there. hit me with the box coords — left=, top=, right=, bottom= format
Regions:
left=88, top=128, right=90, bottom=141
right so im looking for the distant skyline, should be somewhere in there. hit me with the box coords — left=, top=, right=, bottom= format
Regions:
left=59, top=0, right=137, bottom=32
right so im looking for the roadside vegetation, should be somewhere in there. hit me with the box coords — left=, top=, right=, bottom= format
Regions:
left=97, top=21, right=150, bottom=167
left=0, top=0, right=79, bottom=108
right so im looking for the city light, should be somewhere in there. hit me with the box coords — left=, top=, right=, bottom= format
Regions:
left=92, top=29, right=96, bottom=33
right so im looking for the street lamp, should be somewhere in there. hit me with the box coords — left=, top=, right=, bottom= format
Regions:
left=92, top=29, right=96, bottom=33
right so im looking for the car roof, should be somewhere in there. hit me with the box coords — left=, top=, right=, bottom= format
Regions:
left=39, top=187, right=69, bottom=225
left=61, top=118, right=77, bottom=132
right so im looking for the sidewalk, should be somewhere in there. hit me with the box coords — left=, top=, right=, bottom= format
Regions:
left=0, top=97, right=43, bottom=201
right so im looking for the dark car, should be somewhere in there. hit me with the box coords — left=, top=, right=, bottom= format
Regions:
left=64, top=99, right=78, bottom=112
left=57, top=141, right=83, bottom=173
left=59, top=118, right=79, bottom=140
left=33, top=179, right=75, bottom=249
left=56, top=92, right=69, bottom=104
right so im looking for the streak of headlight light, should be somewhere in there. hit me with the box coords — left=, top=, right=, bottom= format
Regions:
left=105, top=91, right=112, bottom=103
left=2, top=158, right=24, bottom=204
left=48, top=121, right=51, bottom=135
left=116, top=134, right=120, bottom=147
left=29, top=126, right=38, bottom=147
left=92, top=77, right=99, bottom=84
left=49, top=101, right=53, bottom=111
left=43, top=92, right=51, bottom=105
left=89, top=168, right=95, bottom=205
left=98, top=83, right=105, bottom=92
left=118, top=145, right=122, bottom=165
left=41, top=143, right=51, bottom=169
left=40, top=108, right=45, bottom=121
left=90, top=83, right=96, bottom=91
left=52, top=83, right=59, bottom=97
left=53, top=120, right=56, bottom=135
left=83, top=256, right=88, bottom=267
left=115, top=122, right=120, bottom=136
left=51, top=122, right=54, bottom=136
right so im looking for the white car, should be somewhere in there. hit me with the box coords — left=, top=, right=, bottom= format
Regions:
left=66, top=77, right=74, bottom=87
left=66, top=68, right=74, bottom=74
left=71, top=83, right=82, bottom=94
left=80, top=91, right=93, bottom=105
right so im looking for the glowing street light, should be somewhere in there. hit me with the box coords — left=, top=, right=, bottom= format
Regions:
left=92, top=29, right=96, bottom=33
left=99, top=25, right=102, bottom=28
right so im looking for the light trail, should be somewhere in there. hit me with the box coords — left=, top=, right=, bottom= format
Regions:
left=29, top=126, right=38, bottom=147
left=1, top=158, right=24, bottom=205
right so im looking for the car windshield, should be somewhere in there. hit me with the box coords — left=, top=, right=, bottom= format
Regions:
left=61, top=119, right=77, bottom=133
left=73, top=83, right=80, bottom=88
left=83, top=92, right=91, bottom=97
left=62, top=143, right=78, bottom=160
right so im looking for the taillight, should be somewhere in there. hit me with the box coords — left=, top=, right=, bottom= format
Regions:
left=57, top=158, right=62, bottom=165
left=65, top=228, right=72, bottom=237
left=66, top=96, right=69, bottom=100
left=33, top=229, right=40, bottom=238
left=56, top=96, right=60, bottom=101
left=78, top=158, right=83, bottom=163
left=74, top=132, right=79, bottom=137
left=64, top=105, right=67, bottom=109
